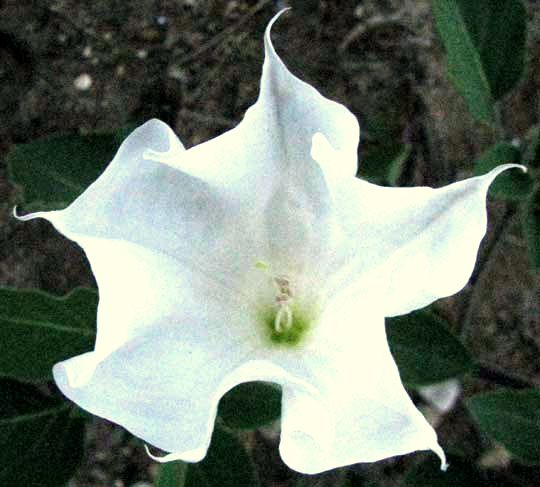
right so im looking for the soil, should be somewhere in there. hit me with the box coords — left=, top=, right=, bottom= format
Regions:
left=1, top=0, right=539, bottom=486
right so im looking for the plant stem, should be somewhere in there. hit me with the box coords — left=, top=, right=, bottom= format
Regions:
left=474, top=361, right=538, bottom=389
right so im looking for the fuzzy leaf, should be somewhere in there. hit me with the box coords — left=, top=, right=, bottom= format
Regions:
left=0, top=379, right=85, bottom=486
left=466, top=388, right=540, bottom=464
left=387, top=310, right=473, bottom=387
left=156, top=461, right=188, bottom=487
left=218, top=381, right=281, bottom=429
left=0, top=288, right=97, bottom=382
left=432, top=0, right=526, bottom=123
left=8, top=128, right=131, bottom=209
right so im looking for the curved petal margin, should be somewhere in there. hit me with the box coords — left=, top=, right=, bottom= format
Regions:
left=277, top=303, right=447, bottom=474
left=320, top=164, right=526, bottom=316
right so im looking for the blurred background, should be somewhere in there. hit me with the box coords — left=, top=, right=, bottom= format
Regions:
left=1, top=0, right=539, bottom=486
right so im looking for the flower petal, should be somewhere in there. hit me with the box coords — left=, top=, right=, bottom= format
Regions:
left=49, top=236, right=270, bottom=460
left=276, top=296, right=446, bottom=474
left=82, top=237, right=266, bottom=356
left=53, top=322, right=252, bottom=461
left=169, top=9, right=360, bottom=272
left=16, top=119, right=266, bottom=285
left=319, top=164, right=526, bottom=316
left=54, top=315, right=326, bottom=462
left=17, top=11, right=360, bottom=280
left=261, top=11, right=360, bottom=181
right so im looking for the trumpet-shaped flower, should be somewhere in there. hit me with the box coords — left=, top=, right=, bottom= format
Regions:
left=18, top=11, right=523, bottom=474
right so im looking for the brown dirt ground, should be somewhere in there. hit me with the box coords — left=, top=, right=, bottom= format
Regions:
left=1, top=0, right=539, bottom=486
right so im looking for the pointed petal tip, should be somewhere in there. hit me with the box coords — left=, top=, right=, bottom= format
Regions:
left=12, top=205, right=30, bottom=221
left=487, top=163, right=527, bottom=179
left=498, top=162, right=527, bottom=172
left=264, top=8, right=291, bottom=51
left=267, top=7, right=291, bottom=30
left=144, top=444, right=178, bottom=463
left=432, top=442, right=448, bottom=471
left=144, top=444, right=205, bottom=464
left=12, top=205, right=53, bottom=222
left=477, top=163, right=527, bottom=192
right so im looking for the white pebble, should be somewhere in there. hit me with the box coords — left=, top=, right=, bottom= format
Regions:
left=82, top=46, right=92, bottom=58
left=136, top=49, right=148, bottom=60
left=74, top=73, right=93, bottom=91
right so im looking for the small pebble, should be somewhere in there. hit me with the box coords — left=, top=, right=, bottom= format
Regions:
left=167, top=65, right=187, bottom=81
left=74, top=73, right=92, bottom=91
left=82, top=46, right=92, bottom=58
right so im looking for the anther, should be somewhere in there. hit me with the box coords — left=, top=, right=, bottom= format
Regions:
left=274, top=276, right=292, bottom=296
left=255, top=262, right=295, bottom=333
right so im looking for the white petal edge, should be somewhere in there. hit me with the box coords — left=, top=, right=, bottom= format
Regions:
left=270, top=262, right=448, bottom=474
left=277, top=309, right=449, bottom=473
left=263, top=9, right=360, bottom=180
left=316, top=163, right=527, bottom=317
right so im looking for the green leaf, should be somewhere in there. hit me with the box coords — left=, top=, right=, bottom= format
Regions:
left=7, top=128, right=131, bottom=209
left=386, top=309, right=473, bottom=387
left=432, top=0, right=526, bottom=123
left=0, top=288, right=97, bottom=382
left=0, top=379, right=86, bottom=486
left=185, top=424, right=259, bottom=487
left=474, top=142, right=532, bottom=200
left=156, top=461, right=188, bottom=487
left=465, top=388, right=540, bottom=464
left=218, top=381, right=281, bottom=429
left=524, top=185, right=540, bottom=269
left=404, top=454, right=487, bottom=487
left=359, top=115, right=406, bottom=182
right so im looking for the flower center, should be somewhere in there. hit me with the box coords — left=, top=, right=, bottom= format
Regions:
left=255, top=261, right=313, bottom=347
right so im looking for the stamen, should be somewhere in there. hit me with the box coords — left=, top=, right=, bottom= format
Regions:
left=255, top=262, right=294, bottom=333
left=273, top=275, right=293, bottom=332
left=274, top=302, right=293, bottom=332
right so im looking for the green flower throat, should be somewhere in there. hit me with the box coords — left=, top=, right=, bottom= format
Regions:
left=256, top=262, right=314, bottom=347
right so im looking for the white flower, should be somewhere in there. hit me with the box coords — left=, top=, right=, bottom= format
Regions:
left=17, top=11, right=523, bottom=475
